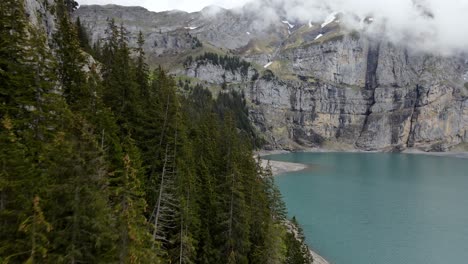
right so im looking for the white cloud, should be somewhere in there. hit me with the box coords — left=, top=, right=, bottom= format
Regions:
left=243, top=0, right=468, bottom=55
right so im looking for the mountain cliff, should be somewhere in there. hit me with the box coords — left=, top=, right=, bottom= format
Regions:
left=75, top=4, right=468, bottom=152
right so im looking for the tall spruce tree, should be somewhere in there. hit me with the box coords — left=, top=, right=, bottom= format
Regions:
left=75, top=17, right=92, bottom=54
left=54, top=0, right=88, bottom=109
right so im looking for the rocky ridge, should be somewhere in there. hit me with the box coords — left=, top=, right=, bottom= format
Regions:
left=75, top=4, right=468, bottom=152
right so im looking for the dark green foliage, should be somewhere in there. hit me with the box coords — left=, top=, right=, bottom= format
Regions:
left=42, top=119, right=117, bottom=263
left=135, top=31, right=149, bottom=98
left=214, top=90, right=265, bottom=148
left=0, top=0, right=46, bottom=131
left=251, top=70, right=260, bottom=81
left=64, top=0, right=78, bottom=13
left=192, top=36, right=203, bottom=49
left=194, top=52, right=251, bottom=76
left=1, top=1, right=313, bottom=263
left=75, top=17, right=93, bottom=54
left=55, top=0, right=87, bottom=108
left=183, top=55, right=193, bottom=67
left=285, top=217, right=314, bottom=264
left=261, top=69, right=276, bottom=81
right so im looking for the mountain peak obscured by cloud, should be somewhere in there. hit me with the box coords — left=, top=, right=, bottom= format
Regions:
left=234, top=0, right=468, bottom=55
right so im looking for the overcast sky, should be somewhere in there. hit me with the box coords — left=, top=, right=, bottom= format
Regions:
left=77, top=0, right=250, bottom=12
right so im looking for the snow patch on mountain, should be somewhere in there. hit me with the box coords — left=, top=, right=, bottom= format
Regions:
left=314, top=34, right=323, bottom=40
left=282, top=20, right=295, bottom=29
left=264, top=62, right=273, bottom=68
left=321, top=12, right=339, bottom=28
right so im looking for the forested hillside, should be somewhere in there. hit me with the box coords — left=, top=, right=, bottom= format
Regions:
left=0, top=0, right=311, bottom=263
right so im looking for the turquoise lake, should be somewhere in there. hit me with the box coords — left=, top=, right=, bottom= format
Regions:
left=265, top=152, right=468, bottom=264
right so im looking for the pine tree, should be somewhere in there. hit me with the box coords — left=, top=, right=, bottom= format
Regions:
left=285, top=217, right=313, bottom=264
left=75, top=17, right=92, bottom=54
left=140, top=67, right=178, bottom=203
left=0, top=1, right=56, bottom=262
left=40, top=118, right=117, bottom=263
left=189, top=113, right=223, bottom=264
left=101, top=20, right=140, bottom=134
left=1, top=1, right=82, bottom=262
left=216, top=114, right=251, bottom=264
left=0, top=116, right=42, bottom=263
left=18, top=196, right=52, bottom=264
left=54, top=0, right=88, bottom=109
left=172, top=126, right=200, bottom=264
left=0, top=0, right=41, bottom=131
left=111, top=137, right=158, bottom=263
left=263, top=162, right=287, bottom=221
left=135, top=31, right=149, bottom=98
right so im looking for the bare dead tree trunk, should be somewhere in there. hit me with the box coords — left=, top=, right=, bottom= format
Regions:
left=149, top=94, right=171, bottom=180
left=0, top=191, right=5, bottom=213
left=179, top=187, right=190, bottom=264
left=228, top=173, right=234, bottom=245
left=101, top=129, right=105, bottom=150
left=31, top=206, right=36, bottom=264
left=120, top=159, right=130, bottom=263
left=158, top=94, right=171, bottom=148
left=71, top=186, right=80, bottom=264
left=179, top=210, right=184, bottom=264
left=152, top=144, right=170, bottom=249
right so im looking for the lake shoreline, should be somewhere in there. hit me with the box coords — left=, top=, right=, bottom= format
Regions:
left=256, top=148, right=468, bottom=177
left=309, top=249, right=330, bottom=264
left=402, top=149, right=468, bottom=159
left=256, top=148, right=468, bottom=160
left=257, top=148, right=468, bottom=264
left=259, top=159, right=309, bottom=176
left=257, top=152, right=331, bottom=264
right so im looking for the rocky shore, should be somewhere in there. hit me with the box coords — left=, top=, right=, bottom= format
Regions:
left=402, top=149, right=468, bottom=159
left=260, top=159, right=308, bottom=176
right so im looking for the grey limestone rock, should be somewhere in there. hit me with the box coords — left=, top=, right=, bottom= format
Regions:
left=75, top=4, right=468, bottom=151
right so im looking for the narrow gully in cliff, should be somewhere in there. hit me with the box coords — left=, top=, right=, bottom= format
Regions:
left=356, top=41, right=381, bottom=146
left=405, top=84, right=421, bottom=148
left=365, top=42, right=381, bottom=91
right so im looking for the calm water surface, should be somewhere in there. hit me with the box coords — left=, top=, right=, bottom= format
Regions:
left=266, top=152, right=468, bottom=264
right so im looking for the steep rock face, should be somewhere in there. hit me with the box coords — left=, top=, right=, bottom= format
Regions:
left=283, top=36, right=368, bottom=87
left=22, top=0, right=100, bottom=84
left=74, top=5, right=201, bottom=59
left=249, top=36, right=467, bottom=150
left=74, top=5, right=287, bottom=60
left=182, top=63, right=257, bottom=85
left=75, top=4, right=468, bottom=151
left=24, top=0, right=57, bottom=40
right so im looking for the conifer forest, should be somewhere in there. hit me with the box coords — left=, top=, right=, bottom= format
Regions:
left=0, top=1, right=311, bottom=263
